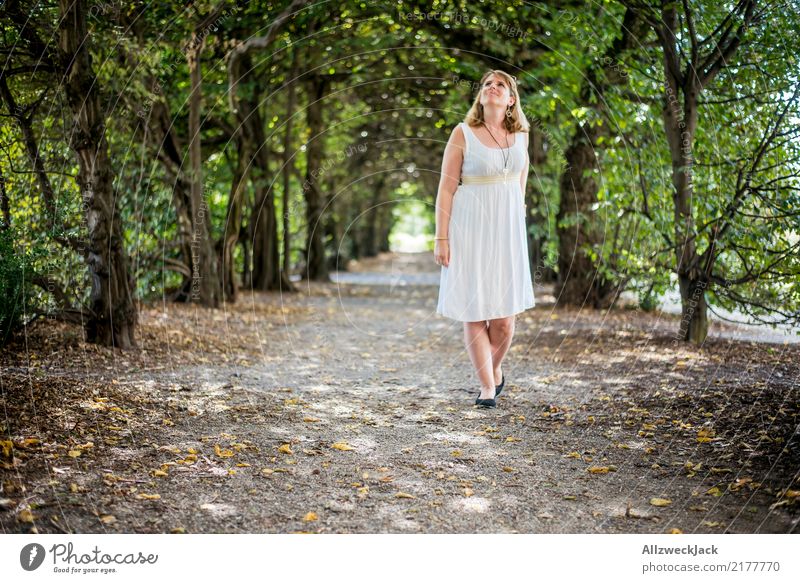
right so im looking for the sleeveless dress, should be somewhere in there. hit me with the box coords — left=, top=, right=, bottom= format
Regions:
left=436, top=122, right=535, bottom=322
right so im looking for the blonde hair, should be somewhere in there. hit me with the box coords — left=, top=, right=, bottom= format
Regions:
left=464, top=70, right=529, bottom=133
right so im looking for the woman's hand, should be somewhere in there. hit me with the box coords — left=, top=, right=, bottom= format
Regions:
left=434, top=239, right=450, bottom=268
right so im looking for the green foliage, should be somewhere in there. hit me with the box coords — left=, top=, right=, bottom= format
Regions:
left=1, top=0, right=798, bottom=334
left=0, top=228, right=33, bottom=344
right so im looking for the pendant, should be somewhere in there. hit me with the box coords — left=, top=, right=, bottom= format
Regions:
left=503, top=166, right=509, bottom=183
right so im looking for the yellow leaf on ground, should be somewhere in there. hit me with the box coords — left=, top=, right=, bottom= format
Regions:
left=303, top=512, right=318, bottom=522
left=588, top=466, right=610, bottom=474
left=668, top=528, right=683, bottom=534
left=395, top=492, right=416, bottom=499
left=215, top=444, right=235, bottom=457
left=17, top=438, right=40, bottom=448
left=151, top=469, right=168, bottom=478
left=278, top=444, right=293, bottom=455
left=0, top=441, right=14, bottom=457
left=99, top=515, right=117, bottom=525
left=331, top=442, right=354, bottom=451
left=136, top=493, right=161, bottom=500
left=650, top=498, right=672, bottom=507
left=303, top=417, right=320, bottom=423
left=67, top=450, right=82, bottom=458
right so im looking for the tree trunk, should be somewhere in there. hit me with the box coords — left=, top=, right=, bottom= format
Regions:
left=282, top=48, right=299, bottom=283
left=556, top=127, right=615, bottom=307
left=187, top=34, right=221, bottom=307
left=57, top=0, right=137, bottom=347
left=660, top=5, right=706, bottom=344
left=678, top=275, right=708, bottom=344
left=145, top=91, right=197, bottom=301
left=302, top=74, right=330, bottom=281
left=236, top=54, right=295, bottom=291
left=220, top=151, right=247, bottom=302
left=555, top=8, right=642, bottom=308
left=361, top=176, right=386, bottom=257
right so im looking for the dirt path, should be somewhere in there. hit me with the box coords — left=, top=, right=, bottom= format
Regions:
left=2, top=252, right=798, bottom=533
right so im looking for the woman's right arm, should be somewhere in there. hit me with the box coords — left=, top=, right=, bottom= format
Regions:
left=434, top=126, right=465, bottom=268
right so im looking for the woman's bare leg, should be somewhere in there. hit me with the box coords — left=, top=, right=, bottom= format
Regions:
left=463, top=321, right=496, bottom=399
left=487, top=315, right=515, bottom=385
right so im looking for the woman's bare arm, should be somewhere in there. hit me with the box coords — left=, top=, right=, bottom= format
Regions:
left=435, top=125, right=465, bottom=239
left=519, top=131, right=529, bottom=196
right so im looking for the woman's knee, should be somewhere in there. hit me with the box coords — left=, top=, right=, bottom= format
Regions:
left=489, top=316, right=514, bottom=336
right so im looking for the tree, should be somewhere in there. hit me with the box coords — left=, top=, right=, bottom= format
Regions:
left=56, top=0, right=137, bottom=346
left=622, top=0, right=800, bottom=343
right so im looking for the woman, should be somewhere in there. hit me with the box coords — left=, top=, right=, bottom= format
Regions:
left=434, top=70, right=535, bottom=408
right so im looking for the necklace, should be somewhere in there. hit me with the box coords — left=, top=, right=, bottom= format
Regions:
left=483, top=122, right=511, bottom=182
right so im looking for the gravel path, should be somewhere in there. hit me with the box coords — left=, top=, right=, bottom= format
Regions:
left=2, top=252, right=798, bottom=533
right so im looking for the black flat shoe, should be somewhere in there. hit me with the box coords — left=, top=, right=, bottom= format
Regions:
left=495, top=374, right=506, bottom=396
left=475, top=395, right=497, bottom=408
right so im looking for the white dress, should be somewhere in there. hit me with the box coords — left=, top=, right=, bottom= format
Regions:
left=436, top=122, right=535, bottom=322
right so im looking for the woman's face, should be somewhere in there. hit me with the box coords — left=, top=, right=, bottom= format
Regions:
left=480, top=74, right=514, bottom=108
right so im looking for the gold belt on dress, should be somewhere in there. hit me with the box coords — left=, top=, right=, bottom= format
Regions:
left=461, top=172, right=521, bottom=185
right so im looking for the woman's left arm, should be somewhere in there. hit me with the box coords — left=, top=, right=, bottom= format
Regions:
left=519, top=131, right=529, bottom=195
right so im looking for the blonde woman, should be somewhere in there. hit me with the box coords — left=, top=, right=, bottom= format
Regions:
left=434, top=70, right=535, bottom=408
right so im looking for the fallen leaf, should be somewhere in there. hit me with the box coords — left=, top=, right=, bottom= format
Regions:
left=668, top=528, right=683, bottom=534
left=136, top=493, right=161, bottom=501
left=649, top=498, right=672, bottom=507
left=67, top=450, right=82, bottom=458
left=278, top=444, right=293, bottom=455
left=99, top=515, right=116, bottom=525
left=331, top=442, right=354, bottom=451
left=395, top=492, right=416, bottom=499
left=214, top=444, right=235, bottom=457
left=0, top=440, right=13, bottom=458
left=303, top=512, right=318, bottom=522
